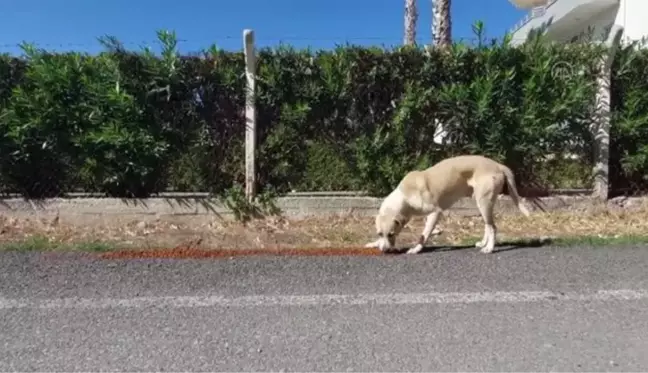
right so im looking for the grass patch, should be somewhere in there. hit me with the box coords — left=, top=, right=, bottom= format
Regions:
left=3, top=233, right=646, bottom=254
left=458, top=234, right=648, bottom=249
left=549, top=234, right=648, bottom=247
left=0, top=235, right=115, bottom=252
left=2, top=202, right=648, bottom=253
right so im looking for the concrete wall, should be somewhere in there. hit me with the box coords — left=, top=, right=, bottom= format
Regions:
left=0, top=193, right=637, bottom=224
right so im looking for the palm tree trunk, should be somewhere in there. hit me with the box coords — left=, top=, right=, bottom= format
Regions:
left=432, top=0, right=452, bottom=47
left=404, top=0, right=418, bottom=45
left=431, top=0, right=452, bottom=147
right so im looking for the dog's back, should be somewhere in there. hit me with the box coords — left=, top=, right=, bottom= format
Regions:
left=399, top=155, right=513, bottom=210
left=427, top=155, right=503, bottom=175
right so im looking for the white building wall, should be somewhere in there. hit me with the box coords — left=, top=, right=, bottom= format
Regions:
left=558, top=7, right=616, bottom=43
left=510, top=0, right=648, bottom=45
left=616, top=0, right=648, bottom=43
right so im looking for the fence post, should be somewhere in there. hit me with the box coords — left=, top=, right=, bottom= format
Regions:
left=243, top=29, right=257, bottom=203
left=591, top=25, right=623, bottom=201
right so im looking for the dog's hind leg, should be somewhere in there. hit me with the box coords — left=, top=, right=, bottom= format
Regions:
left=474, top=175, right=504, bottom=254
left=476, top=199, right=496, bottom=254
left=406, top=210, right=442, bottom=254
left=475, top=224, right=488, bottom=249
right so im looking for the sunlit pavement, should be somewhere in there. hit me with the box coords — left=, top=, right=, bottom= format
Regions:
left=2, top=244, right=648, bottom=372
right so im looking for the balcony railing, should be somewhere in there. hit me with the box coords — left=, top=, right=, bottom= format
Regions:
left=509, top=0, right=558, bottom=34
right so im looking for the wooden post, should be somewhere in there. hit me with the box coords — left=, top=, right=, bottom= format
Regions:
left=591, top=25, right=623, bottom=201
left=591, top=56, right=611, bottom=201
left=243, top=29, right=257, bottom=203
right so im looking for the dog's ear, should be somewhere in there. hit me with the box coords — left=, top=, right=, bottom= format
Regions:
left=393, top=214, right=406, bottom=228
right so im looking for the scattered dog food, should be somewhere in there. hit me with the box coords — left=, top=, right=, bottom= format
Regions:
left=99, top=244, right=385, bottom=259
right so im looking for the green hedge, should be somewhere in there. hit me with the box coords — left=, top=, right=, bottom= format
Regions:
left=610, top=44, right=648, bottom=195
left=0, top=31, right=647, bottom=198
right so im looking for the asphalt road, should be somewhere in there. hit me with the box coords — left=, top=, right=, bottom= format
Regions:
left=2, top=244, right=648, bottom=372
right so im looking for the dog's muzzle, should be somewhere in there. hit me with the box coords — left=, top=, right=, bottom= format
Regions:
left=377, top=236, right=396, bottom=252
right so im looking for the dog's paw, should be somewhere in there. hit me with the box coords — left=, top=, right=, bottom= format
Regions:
left=364, top=240, right=379, bottom=249
left=406, top=244, right=424, bottom=255
left=479, top=245, right=495, bottom=254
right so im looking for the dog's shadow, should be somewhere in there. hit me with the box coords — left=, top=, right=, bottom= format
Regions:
left=390, top=237, right=553, bottom=255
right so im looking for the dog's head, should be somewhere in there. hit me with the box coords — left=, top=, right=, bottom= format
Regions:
left=370, top=211, right=408, bottom=252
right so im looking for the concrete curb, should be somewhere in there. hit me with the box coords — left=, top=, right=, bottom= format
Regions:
left=0, top=194, right=645, bottom=221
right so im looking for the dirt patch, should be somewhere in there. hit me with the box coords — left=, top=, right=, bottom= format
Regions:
left=100, top=241, right=382, bottom=259
left=2, top=200, right=648, bottom=252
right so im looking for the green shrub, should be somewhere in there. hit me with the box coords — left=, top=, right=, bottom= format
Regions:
left=610, top=41, right=648, bottom=195
left=0, top=29, right=647, bottom=199
left=0, top=46, right=98, bottom=197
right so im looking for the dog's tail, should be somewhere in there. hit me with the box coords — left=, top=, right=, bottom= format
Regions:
left=499, top=165, right=531, bottom=217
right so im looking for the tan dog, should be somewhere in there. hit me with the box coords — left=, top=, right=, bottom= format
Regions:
left=365, top=155, right=531, bottom=254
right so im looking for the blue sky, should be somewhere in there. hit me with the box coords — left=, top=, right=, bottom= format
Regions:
left=0, top=0, right=528, bottom=55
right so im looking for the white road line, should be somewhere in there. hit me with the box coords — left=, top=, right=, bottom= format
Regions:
left=0, top=289, right=647, bottom=310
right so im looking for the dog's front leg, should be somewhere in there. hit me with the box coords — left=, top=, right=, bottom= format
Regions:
left=407, top=211, right=442, bottom=254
